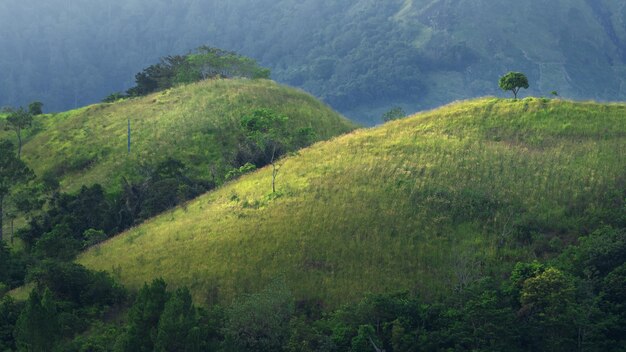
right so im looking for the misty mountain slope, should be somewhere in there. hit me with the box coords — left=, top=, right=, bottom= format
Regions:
left=78, top=97, right=626, bottom=307
left=1, top=0, right=625, bottom=124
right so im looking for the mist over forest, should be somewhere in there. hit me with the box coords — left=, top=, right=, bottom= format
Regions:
left=1, top=0, right=625, bottom=123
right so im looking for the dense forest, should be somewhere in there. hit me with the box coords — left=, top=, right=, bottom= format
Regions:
left=1, top=0, right=626, bottom=123
left=1, top=225, right=625, bottom=351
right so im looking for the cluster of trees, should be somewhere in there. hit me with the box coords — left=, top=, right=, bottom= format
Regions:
left=0, top=225, right=623, bottom=351
left=11, top=158, right=213, bottom=262
left=105, top=46, right=270, bottom=101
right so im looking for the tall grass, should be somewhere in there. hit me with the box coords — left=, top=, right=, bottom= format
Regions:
left=1, top=79, right=356, bottom=192
left=78, top=97, right=626, bottom=308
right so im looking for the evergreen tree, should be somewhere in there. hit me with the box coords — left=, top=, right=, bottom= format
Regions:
left=155, top=287, right=197, bottom=352
left=14, top=289, right=60, bottom=352
left=116, top=279, right=169, bottom=352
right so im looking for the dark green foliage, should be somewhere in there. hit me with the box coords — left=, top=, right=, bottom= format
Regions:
left=184, top=46, right=271, bottom=81
left=224, top=279, right=294, bottom=352
left=62, top=322, right=122, bottom=352
left=120, top=159, right=214, bottom=223
left=27, top=261, right=125, bottom=307
left=126, top=46, right=270, bottom=97
left=116, top=279, right=169, bottom=352
left=115, top=279, right=219, bottom=352
left=0, top=297, right=20, bottom=351
left=518, top=267, right=578, bottom=351
left=18, top=158, right=212, bottom=257
left=27, top=101, right=43, bottom=115
left=20, top=184, right=112, bottom=251
left=0, top=140, right=34, bottom=242
left=102, top=92, right=126, bottom=103
left=0, top=242, right=27, bottom=289
left=350, top=325, right=381, bottom=352
left=381, top=106, right=406, bottom=122
left=14, top=289, right=60, bottom=352
left=83, top=228, right=108, bottom=248
left=7, top=228, right=622, bottom=352
left=154, top=287, right=197, bottom=352
left=225, top=163, right=257, bottom=181
left=499, top=72, right=530, bottom=99
left=0, top=260, right=126, bottom=351
left=558, top=226, right=626, bottom=278
left=33, top=224, right=82, bottom=260
left=285, top=316, right=334, bottom=352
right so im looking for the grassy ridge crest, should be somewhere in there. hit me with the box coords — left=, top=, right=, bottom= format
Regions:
left=7, top=79, right=356, bottom=192
left=78, top=97, right=626, bottom=307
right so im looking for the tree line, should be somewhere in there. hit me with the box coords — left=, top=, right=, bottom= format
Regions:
left=0, top=224, right=624, bottom=351
left=104, top=46, right=270, bottom=102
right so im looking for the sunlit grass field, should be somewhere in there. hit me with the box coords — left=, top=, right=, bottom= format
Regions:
left=2, top=79, right=356, bottom=192
left=78, top=97, right=626, bottom=308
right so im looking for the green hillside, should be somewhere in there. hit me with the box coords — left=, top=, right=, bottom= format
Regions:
left=78, top=97, right=626, bottom=307
left=6, top=79, right=356, bottom=192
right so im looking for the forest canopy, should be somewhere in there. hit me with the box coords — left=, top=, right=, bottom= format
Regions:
left=123, top=46, right=270, bottom=98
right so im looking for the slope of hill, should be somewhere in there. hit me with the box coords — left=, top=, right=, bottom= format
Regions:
left=2, top=0, right=625, bottom=124
left=5, top=79, right=356, bottom=192
left=78, top=97, right=626, bottom=307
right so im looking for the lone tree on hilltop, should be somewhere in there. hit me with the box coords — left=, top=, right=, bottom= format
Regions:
left=499, top=72, right=529, bottom=99
left=28, top=101, right=43, bottom=115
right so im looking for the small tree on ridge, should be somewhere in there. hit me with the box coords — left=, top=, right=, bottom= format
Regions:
left=4, top=108, right=33, bottom=159
left=241, top=109, right=290, bottom=193
left=499, top=72, right=529, bottom=99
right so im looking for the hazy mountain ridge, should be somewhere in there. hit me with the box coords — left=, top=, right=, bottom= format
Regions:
left=1, top=0, right=625, bottom=124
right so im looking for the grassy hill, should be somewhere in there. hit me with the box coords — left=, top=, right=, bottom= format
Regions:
left=78, top=97, right=626, bottom=307
left=3, top=79, right=356, bottom=192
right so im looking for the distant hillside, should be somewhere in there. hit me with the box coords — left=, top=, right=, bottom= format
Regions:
left=79, top=97, right=626, bottom=307
left=5, top=79, right=355, bottom=192
left=2, top=0, right=625, bottom=124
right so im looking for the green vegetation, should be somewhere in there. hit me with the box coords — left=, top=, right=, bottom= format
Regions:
left=0, top=141, right=34, bottom=242
left=27, top=102, right=43, bottom=116
left=78, top=97, right=626, bottom=308
left=3, top=1, right=626, bottom=124
left=0, top=77, right=354, bottom=285
left=1, top=228, right=625, bottom=351
left=125, top=46, right=271, bottom=98
left=0, top=76, right=358, bottom=350
left=499, top=72, right=530, bottom=99
left=381, top=106, right=406, bottom=122
left=2, top=79, right=355, bottom=193
left=0, top=95, right=624, bottom=350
